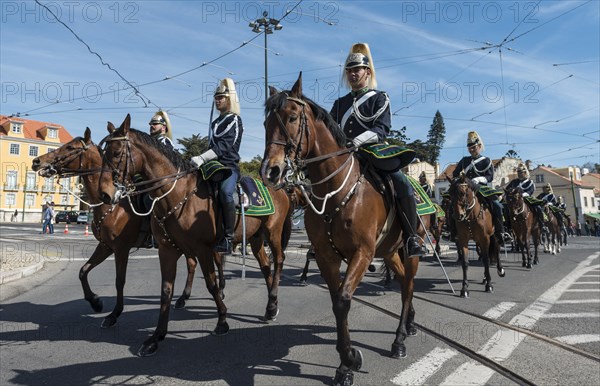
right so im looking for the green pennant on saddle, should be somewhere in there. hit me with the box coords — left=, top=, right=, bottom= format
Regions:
left=199, top=160, right=232, bottom=182
left=477, top=185, right=503, bottom=198
left=549, top=205, right=564, bottom=213
left=237, top=177, right=275, bottom=216
left=434, top=202, right=445, bottom=218
left=408, top=175, right=436, bottom=216
left=359, top=143, right=416, bottom=172
left=524, top=196, right=543, bottom=206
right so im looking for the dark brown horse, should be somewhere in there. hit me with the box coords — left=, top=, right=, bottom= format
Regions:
left=447, top=175, right=505, bottom=298
left=260, top=73, right=419, bottom=385
left=31, top=128, right=212, bottom=328
left=542, top=205, right=562, bottom=254
left=505, top=188, right=541, bottom=268
left=98, top=115, right=294, bottom=355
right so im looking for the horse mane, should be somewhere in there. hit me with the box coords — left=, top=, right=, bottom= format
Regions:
left=126, top=128, right=190, bottom=170
left=265, top=91, right=346, bottom=148
left=449, top=174, right=480, bottom=195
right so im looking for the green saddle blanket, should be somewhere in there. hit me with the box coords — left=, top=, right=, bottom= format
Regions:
left=434, top=203, right=445, bottom=218
left=199, top=160, right=232, bottom=182
left=524, top=196, right=543, bottom=206
left=549, top=205, right=564, bottom=213
left=237, top=177, right=275, bottom=217
left=478, top=186, right=503, bottom=198
left=408, top=175, right=436, bottom=216
left=360, top=143, right=416, bottom=172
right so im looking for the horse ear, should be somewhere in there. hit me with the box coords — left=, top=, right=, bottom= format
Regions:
left=291, top=71, right=303, bottom=97
left=107, top=122, right=115, bottom=134
left=120, top=114, right=131, bottom=134
left=269, top=86, right=278, bottom=97
left=84, top=127, right=92, bottom=143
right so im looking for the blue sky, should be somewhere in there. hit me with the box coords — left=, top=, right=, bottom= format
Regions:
left=2, top=0, right=599, bottom=172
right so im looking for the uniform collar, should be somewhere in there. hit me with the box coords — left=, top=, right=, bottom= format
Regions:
left=351, top=87, right=370, bottom=97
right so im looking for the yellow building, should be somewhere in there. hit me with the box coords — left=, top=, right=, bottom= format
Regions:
left=1, top=115, right=77, bottom=222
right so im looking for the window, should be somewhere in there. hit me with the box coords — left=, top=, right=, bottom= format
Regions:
left=584, top=197, right=588, bottom=207
left=47, top=147, right=57, bottom=153
left=576, top=169, right=581, bottom=180
left=60, top=194, right=69, bottom=205
left=26, top=193, right=35, bottom=207
left=48, top=128, right=58, bottom=138
left=6, top=170, right=18, bottom=188
left=5, top=193, right=16, bottom=206
left=11, top=123, right=22, bottom=133
left=44, top=195, right=52, bottom=204
left=43, top=177, right=54, bottom=192
left=29, top=146, right=39, bottom=157
left=535, top=174, right=545, bottom=183
left=9, top=143, right=20, bottom=155
left=592, top=197, right=595, bottom=208
left=26, top=172, right=37, bottom=190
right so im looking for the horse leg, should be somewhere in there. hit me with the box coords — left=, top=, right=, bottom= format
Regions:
left=79, top=243, right=113, bottom=314
left=481, top=240, right=493, bottom=293
left=101, top=249, right=130, bottom=328
left=316, top=253, right=364, bottom=385
left=533, top=233, right=540, bottom=265
left=459, top=242, right=470, bottom=298
left=250, top=235, right=278, bottom=321
left=213, top=251, right=226, bottom=299
left=197, top=250, right=229, bottom=336
left=138, top=250, right=180, bottom=357
left=174, top=255, right=197, bottom=309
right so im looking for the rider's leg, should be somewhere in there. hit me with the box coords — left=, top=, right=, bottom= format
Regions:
left=535, top=205, right=548, bottom=232
left=490, top=196, right=512, bottom=245
left=215, top=169, right=239, bottom=254
left=390, top=171, right=424, bottom=258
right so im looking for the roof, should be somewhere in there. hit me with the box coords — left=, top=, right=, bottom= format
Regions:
left=534, top=166, right=596, bottom=189
left=0, top=115, right=74, bottom=142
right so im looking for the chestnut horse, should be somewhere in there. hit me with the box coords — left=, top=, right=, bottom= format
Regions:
left=31, top=128, right=214, bottom=328
left=447, top=175, right=505, bottom=298
left=98, top=115, right=294, bottom=355
left=260, top=73, right=419, bottom=385
left=505, top=187, right=541, bottom=268
left=542, top=205, right=562, bottom=254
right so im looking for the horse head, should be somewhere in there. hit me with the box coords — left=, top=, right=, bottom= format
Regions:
left=505, top=187, right=524, bottom=213
left=449, top=174, right=477, bottom=221
left=32, top=127, right=96, bottom=177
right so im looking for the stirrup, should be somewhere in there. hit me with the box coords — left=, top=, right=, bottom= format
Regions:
left=407, top=237, right=424, bottom=257
left=214, top=239, right=232, bottom=254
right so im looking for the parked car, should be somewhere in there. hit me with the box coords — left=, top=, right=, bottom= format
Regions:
left=55, top=211, right=78, bottom=223
left=76, top=211, right=90, bottom=224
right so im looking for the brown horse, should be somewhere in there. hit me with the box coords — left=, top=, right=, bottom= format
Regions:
left=505, top=188, right=541, bottom=268
left=31, top=128, right=213, bottom=328
left=447, top=175, right=505, bottom=298
left=98, top=115, right=294, bottom=355
left=542, top=205, right=562, bottom=254
left=260, top=73, right=419, bottom=385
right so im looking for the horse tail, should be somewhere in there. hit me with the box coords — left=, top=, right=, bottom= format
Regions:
left=281, top=206, right=293, bottom=251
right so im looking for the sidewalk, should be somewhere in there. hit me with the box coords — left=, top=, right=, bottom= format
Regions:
left=0, top=251, right=45, bottom=284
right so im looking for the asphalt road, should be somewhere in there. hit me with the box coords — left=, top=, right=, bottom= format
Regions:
left=1, top=223, right=599, bottom=385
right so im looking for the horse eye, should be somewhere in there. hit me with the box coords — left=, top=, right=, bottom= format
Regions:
left=289, top=115, right=298, bottom=123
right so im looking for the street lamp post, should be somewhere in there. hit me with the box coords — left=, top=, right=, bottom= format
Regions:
left=249, top=11, right=282, bottom=113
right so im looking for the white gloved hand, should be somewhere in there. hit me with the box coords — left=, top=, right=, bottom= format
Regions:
left=190, top=155, right=206, bottom=169
left=352, top=131, right=379, bottom=147
left=471, top=176, right=488, bottom=185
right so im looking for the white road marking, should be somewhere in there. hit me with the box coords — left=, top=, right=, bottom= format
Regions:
left=565, top=289, right=600, bottom=292
left=441, top=254, right=600, bottom=386
left=391, top=347, right=457, bottom=385
left=482, top=302, right=516, bottom=320
left=555, top=334, right=600, bottom=345
left=541, top=312, right=600, bottom=318
left=571, top=282, right=599, bottom=284
left=555, top=299, right=600, bottom=304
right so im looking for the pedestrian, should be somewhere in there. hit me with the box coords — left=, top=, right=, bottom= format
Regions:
left=329, top=43, right=423, bottom=257
left=48, top=202, right=56, bottom=234
left=41, top=203, right=51, bottom=234
left=576, top=221, right=581, bottom=236
left=594, top=219, right=600, bottom=237
left=12, top=209, right=18, bottom=222
left=584, top=220, right=590, bottom=236
left=191, top=78, right=243, bottom=255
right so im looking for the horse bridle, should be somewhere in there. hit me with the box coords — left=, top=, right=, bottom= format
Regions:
left=42, top=139, right=100, bottom=177
left=99, top=133, right=137, bottom=201
left=455, top=183, right=476, bottom=221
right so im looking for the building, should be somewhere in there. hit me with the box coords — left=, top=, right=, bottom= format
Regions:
left=530, top=165, right=597, bottom=225
left=0, top=115, right=77, bottom=222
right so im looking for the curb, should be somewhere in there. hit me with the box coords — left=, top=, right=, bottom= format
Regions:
left=0, top=260, right=45, bottom=284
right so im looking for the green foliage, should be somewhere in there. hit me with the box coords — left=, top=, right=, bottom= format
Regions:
left=388, top=126, right=409, bottom=146
left=426, top=110, right=446, bottom=165
left=240, top=155, right=263, bottom=178
left=177, top=134, right=209, bottom=161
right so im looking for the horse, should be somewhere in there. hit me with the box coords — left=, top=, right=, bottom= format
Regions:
left=542, top=205, right=562, bottom=254
left=447, top=174, right=505, bottom=298
left=97, top=115, right=294, bottom=355
left=260, top=73, right=420, bottom=385
left=505, top=187, right=541, bottom=268
left=31, top=128, right=215, bottom=328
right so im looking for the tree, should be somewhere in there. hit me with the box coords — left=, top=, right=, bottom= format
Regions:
left=426, top=110, right=446, bottom=165
left=407, top=139, right=430, bottom=162
left=240, top=155, right=263, bottom=178
left=177, top=134, right=209, bottom=161
left=581, top=161, right=600, bottom=174
left=387, top=126, right=410, bottom=146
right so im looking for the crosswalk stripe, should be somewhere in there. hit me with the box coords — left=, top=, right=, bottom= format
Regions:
left=391, top=347, right=457, bottom=385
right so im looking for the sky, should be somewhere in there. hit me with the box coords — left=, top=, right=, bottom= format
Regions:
left=1, top=0, right=599, bottom=173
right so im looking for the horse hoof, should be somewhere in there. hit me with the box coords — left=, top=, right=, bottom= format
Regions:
left=174, top=298, right=186, bottom=309
left=137, top=342, right=158, bottom=357
left=407, top=324, right=417, bottom=336
left=526, top=263, right=532, bottom=269
left=498, top=268, right=506, bottom=277
left=391, top=342, right=407, bottom=358
left=220, top=291, right=225, bottom=300
left=263, top=308, right=279, bottom=322
left=522, top=261, right=526, bottom=267
left=100, top=316, right=117, bottom=329
left=299, top=279, right=308, bottom=287
left=350, top=348, right=363, bottom=371
left=211, top=322, right=229, bottom=336
left=486, top=285, right=493, bottom=293
left=534, top=260, right=539, bottom=265
left=332, top=368, right=354, bottom=386
left=89, top=296, right=103, bottom=313
left=460, top=289, right=469, bottom=298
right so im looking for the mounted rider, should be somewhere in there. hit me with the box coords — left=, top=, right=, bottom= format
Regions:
left=452, top=131, right=513, bottom=245
left=537, top=182, right=565, bottom=230
left=191, top=78, right=243, bottom=255
left=330, top=42, right=423, bottom=258
left=149, top=110, right=174, bottom=149
left=505, top=162, right=548, bottom=232
left=419, top=171, right=434, bottom=199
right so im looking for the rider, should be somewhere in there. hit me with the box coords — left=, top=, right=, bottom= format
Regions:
left=537, top=183, right=564, bottom=230
left=191, top=78, right=243, bottom=255
left=452, top=131, right=512, bottom=245
left=330, top=42, right=423, bottom=258
left=419, top=171, right=434, bottom=199
left=149, top=110, right=174, bottom=149
left=505, top=163, right=547, bottom=232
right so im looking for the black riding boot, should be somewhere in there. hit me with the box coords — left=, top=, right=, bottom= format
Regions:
left=398, top=196, right=424, bottom=258
left=491, top=201, right=511, bottom=245
left=215, top=201, right=236, bottom=254
left=535, top=205, right=548, bottom=232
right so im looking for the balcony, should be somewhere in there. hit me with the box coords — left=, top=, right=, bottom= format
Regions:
left=3, top=184, right=20, bottom=191
left=41, top=186, right=56, bottom=193
left=59, top=185, right=72, bottom=193
left=24, top=185, right=39, bottom=193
